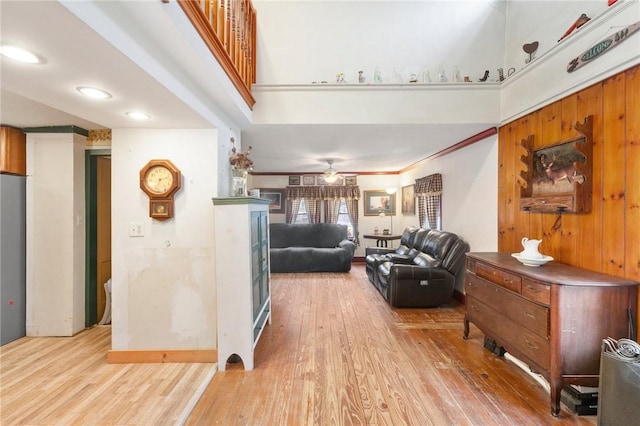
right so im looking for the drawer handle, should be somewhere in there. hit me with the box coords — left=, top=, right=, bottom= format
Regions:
left=524, top=311, right=536, bottom=319
left=526, top=285, right=541, bottom=293
left=525, top=339, right=539, bottom=350
left=503, top=278, right=513, bottom=284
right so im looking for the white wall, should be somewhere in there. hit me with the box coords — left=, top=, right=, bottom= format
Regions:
left=26, top=132, right=86, bottom=336
left=254, top=0, right=507, bottom=85
left=401, top=136, right=498, bottom=251
left=502, top=0, right=640, bottom=121
left=110, top=129, right=219, bottom=351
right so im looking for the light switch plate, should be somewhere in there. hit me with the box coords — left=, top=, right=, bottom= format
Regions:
left=129, top=222, right=144, bottom=237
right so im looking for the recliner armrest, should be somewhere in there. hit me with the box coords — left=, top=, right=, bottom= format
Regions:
left=385, top=253, right=413, bottom=264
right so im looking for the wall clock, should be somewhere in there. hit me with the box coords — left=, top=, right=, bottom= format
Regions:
left=139, top=159, right=181, bottom=220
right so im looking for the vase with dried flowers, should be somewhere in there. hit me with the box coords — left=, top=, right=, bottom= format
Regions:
left=229, top=137, right=253, bottom=197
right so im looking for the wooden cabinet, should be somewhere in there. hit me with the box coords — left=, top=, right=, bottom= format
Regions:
left=463, top=252, right=638, bottom=416
left=212, top=197, right=271, bottom=371
left=0, top=127, right=26, bottom=176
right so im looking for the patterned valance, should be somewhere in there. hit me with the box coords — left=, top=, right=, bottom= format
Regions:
left=286, top=185, right=360, bottom=201
left=414, top=173, right=442, bottom=196
left=323, top=185, right=360, bottom=200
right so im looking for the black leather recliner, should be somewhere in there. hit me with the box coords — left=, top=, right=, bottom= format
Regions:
left=365, top=228, right=469, bottom=308
left=364, top=226, right=419, bottom=284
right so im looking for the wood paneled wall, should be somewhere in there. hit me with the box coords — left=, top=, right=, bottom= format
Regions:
left=498, top=65, right=639, bottom=285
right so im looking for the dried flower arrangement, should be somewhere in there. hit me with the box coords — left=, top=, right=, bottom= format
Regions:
left=228, top=137, right=254, bottom=170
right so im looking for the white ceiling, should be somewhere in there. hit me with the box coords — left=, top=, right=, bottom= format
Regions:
left=0, top=0, right=495, bottom=174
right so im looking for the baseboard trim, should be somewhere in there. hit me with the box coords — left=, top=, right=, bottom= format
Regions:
left=352, top=256, right=365, bottom=263
left=107, top=349, right=217, bottom=364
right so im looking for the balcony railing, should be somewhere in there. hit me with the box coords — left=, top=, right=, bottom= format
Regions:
left=177, top=0, right=256, bottom=109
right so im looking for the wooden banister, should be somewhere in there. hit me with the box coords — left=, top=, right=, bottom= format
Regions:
left=177, top=0, right=256, bottom=109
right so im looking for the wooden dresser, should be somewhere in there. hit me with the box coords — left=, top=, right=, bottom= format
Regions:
left=463, top=252, right=638, bottom=416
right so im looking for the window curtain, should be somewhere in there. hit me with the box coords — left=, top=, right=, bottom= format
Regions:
left=344, top=198, right=359, bottom=245
left=414, top=173, right=442, bottom=230
left=324, top=200, right=340, bottom=223
left=285, top=185, right=361, bottom=243
left=286, top=186, right=323, bottom=223
left=324, top=185, right=361, bottom=245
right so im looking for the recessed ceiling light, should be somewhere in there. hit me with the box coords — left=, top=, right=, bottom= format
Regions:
left=77, top=86, right=112, bottom=99
left=0, top=45, right=42, bottom=64
left=125, top=111, right=150, bottom=120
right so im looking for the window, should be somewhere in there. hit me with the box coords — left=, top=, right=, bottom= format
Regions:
left=293, top=200, right=310, bottom=224
left=292, top=199, right=354, bottom=239
left=337, top=200, right=354, bottom=239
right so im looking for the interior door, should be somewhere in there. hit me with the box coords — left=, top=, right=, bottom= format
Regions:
left=96, top=156, right=111, bottom=323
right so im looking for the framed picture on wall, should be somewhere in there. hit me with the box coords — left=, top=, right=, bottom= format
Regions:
left=344, top=176, right=357, bottom=185
left=289, top=176, right=301, bottom=186
left=364, top=190, right=396, bottom=216
left=260, top=188, right=285, bottom=213
left=303, top=175, right=316, bottom=185
left=402, top=184, right=415, bottom=215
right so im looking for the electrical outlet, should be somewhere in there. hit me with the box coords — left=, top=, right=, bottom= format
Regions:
left=129, top=222, right=144, bottom=237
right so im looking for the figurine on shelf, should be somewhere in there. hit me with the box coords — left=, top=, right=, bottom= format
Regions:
left=409, top=73, right=418, bottom=83
left=498, top=68, right=505, bottom=82
left=358, top=70, right=365, bottom=83
left=437, top=66, right=447, bottom=82
left=392, top=68, right=402, bottom=83
left=452, top=67, right=462, bottom=82
left=374, top=67, right=382, bottom=84
left=422, top=69, right=432, bottom=83
left=523, top=41, right=539, bottom=64
left=479, top=70, right=489, bottom=82
left=558, top=13, right=591, bottom=42
left=336, top=72, right=346, bottom=83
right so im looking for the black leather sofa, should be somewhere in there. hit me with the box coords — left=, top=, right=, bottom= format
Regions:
left=270, top=223, right=356, bottom=273
left=365, top=227, right=469, bottom=307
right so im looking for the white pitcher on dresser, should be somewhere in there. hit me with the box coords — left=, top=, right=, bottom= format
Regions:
left=521, top=237, right=543, bottom=259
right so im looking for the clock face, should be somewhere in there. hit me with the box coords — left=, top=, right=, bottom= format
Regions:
left=145, top=165, right=174, bottom=195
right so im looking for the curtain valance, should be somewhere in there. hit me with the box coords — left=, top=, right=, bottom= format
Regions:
left=414, top=173, right=442, bottom=196
left=286, top=185, right=360, bottom=201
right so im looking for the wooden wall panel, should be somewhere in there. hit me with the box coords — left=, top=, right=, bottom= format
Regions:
left=559, top=94, right=578, bottom=266
left=575, top=84, right=603, bottom=271
left=625, top=67, right=640, bottom=282
left=602, top=74, right=626, bottom=277
left=498, top=64, right=638, bottom=284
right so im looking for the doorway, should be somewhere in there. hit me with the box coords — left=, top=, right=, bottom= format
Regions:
left=86, top=150, right=112, bottom=327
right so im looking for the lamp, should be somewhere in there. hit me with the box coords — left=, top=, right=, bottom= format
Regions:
left=378, top=211, right=393, bottom=235
left=323, top=160, right=339, bottom=184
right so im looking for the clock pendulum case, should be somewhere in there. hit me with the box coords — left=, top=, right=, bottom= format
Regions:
left=139, top=159, right=182, bottom=220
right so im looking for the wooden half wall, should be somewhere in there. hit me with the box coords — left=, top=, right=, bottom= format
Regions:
left=498, top=64, right=639, bottom=284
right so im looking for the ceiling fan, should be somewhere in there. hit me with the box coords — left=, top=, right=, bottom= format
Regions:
left=323, top=160, right=339, bottom=184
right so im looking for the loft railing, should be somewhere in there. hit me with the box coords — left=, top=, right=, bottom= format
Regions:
left=177, top=0, right=257, bottom=109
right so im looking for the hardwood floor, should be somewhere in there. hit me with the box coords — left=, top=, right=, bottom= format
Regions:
left=0, top=326, right=215, bottom=425
left=1, top=265, right=597, bottom=425
left=187, top=265, right=596, bottom=425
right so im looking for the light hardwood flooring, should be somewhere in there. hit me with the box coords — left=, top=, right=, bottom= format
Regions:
left=1, top=265, right=597, bottom=425
left=187, top=265, right=597, bottom=425
left=0, top=326, right=215, bottom=425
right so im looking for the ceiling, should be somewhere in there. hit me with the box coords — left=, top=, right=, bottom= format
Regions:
left=0, top=1, right=495, bottom=174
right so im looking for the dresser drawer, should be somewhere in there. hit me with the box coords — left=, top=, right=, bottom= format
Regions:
left=467, top=274, right=549, bottom=338
left=522, top=278, right=551, bottom=306
left=466, top=296, right=550, bottom=370
left=475, top=262, right=522, bottom=293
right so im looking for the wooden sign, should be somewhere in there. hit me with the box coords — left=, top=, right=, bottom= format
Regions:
left=567, top=21, right=640, bottom=72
